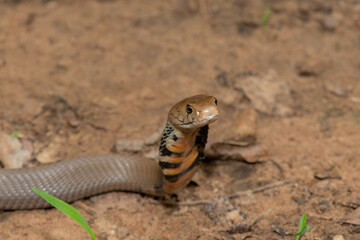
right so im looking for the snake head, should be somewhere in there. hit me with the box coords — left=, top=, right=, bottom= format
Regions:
left=168, top=95, right=219, bottom=131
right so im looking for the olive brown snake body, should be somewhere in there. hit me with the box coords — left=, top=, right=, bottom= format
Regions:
left=0, top=95, right=219, bottom=210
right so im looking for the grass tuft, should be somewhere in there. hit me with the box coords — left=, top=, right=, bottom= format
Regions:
left=294, top=213, right=310, bottom=240
left=33, top=188, right=96, bottom=240
left=11, top=131, right=19, bottom=138
left=261, top=4, right=271, bottom=25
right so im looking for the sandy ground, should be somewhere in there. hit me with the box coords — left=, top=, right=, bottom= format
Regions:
left=0, top=0, right=360, bottom=239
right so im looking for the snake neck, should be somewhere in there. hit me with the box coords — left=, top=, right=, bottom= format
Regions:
left=158, top=122, right=208, bottom=193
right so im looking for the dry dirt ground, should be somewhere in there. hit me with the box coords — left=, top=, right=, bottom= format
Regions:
left=0, top=0, right=360, bottom=239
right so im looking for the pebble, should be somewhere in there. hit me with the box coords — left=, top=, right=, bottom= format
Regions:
left=332, top=235, right=345, bottom=240
left=225, top=210, right=243, bottom=224
left=314, top=166, right=341, bottom=180
left=0, top=132, right=32, bottom=168
left=292, top=195, right=306, bottom=206
left=297, top=60, right=325, bottom=77
left=319, top=200, right=330, bottom=211
left=322, top=15, right=338, bottom=31
left=234, top=69, right=294, bottom=116
left=210, top=143, right=268, bottom=163
left=324, top=81, right=348, bottom=98
left=36, top=136, right=62, bottom=164
left=115, top=226, right=130, bottom=239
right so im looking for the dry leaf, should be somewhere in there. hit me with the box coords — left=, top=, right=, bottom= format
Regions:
left=208, top=143, right=268, bottom=163
left=343, top=208, right=360, bottom=225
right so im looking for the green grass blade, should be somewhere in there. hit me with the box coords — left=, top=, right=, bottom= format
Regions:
left=11, top=131, right=19, bottom=138
left=302, top=213, right=308, bottom=228
left=295, top=225, right=310, bottom=236
left=261, top=4, right=271, bottom=25
left=299, top=213, right=307, bottom=230
left=32, top=188, right=96, bottom=240
left=298, top=225, right=310, bottom=236
left=295, top=213, right=309, bottom=240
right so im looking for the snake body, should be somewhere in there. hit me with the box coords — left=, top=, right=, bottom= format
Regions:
left=0, top=95, right=219, bottom=210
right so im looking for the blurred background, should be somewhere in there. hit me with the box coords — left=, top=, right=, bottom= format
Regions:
left=0, top=0, right=359, bottom=239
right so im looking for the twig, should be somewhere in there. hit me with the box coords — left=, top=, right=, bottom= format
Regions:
left=149, top=180, right=292, bottom=206
left=242, top=235, right=252, bottom=240
left=228, top=179, right=292, bottom=198
left=311, top=214, right=333, bottom=221
left=249, top=208, right=272, bottom=227
left=336, top=201, right=360, bottom=209
left=149, top=199, right=213, bottom=206
left=85, top=122, right=107, bottom=132
left=271, top=159, right=284, bottom=173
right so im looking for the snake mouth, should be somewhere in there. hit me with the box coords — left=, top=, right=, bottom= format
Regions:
left=180, top=114, right=219, bottom=129
left=204, top=114, right=219, bottom=124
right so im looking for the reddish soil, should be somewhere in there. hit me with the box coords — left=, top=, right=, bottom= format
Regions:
left=0, top=0, right=360, bottom=239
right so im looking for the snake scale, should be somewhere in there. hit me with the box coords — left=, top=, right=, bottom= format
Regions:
left=0, top=95, right=219, bottom=210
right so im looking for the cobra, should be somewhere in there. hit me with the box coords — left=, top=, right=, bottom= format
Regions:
left=0, top=95, right=219, bottom=210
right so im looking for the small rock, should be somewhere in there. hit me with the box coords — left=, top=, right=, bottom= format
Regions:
left=297, top=60, right=325, bottom=77
left=225, top=210, right=243, bottom=224
left=64, top=110, right=80, bottom=127
left=209, top=143, right=268, bottom=163
left=36, top=148, right=58, bottom=164
left=324, top=81, right=348, bottom=97
left=202, top=195, right=239, bottom=225
left=314, top=166, right=341, bottom=180
left=115, top=226, right=130, bottom=239
left=36, top=136, right=63, bottom=164
left=319, top=200, right=330, bottom=211
left=292, top=195, right=306, bottom=206
left=332, top=235, right=345, bottom=240
left=322, top=15, right=338, bottom=31
left=0, top=132, right=32, bottom=168
left=237, top=21, right=259, bottom=36
left=271, top=225, right=288, bottom=237
left=314, top=179, right=338, bottom=191
left=234, top=69, right=294, bottom=116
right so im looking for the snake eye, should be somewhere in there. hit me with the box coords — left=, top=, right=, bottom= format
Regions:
left=214, top=97, right=218, bottom=105
left=186, top=104, right=193, bottom=114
